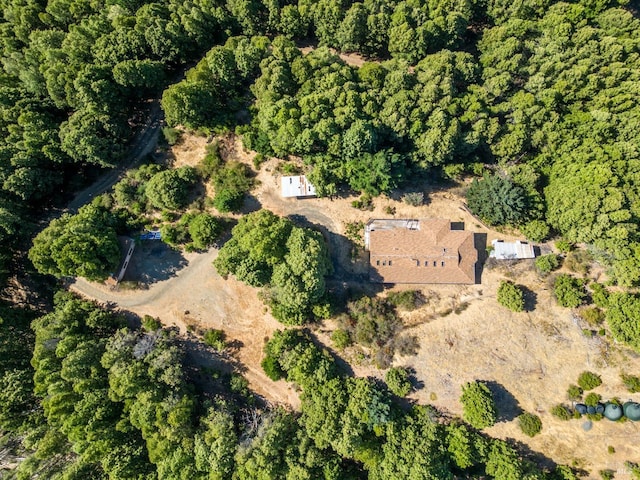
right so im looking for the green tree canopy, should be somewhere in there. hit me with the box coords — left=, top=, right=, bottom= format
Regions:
left=28, top=204, right=121, bottom=281
left=460, top=381, right=497, bottom=429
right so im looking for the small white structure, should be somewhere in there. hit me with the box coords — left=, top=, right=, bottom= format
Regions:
left=281, top=175, right=316, bottom=198
left=490, top=239, right=535, bottom=260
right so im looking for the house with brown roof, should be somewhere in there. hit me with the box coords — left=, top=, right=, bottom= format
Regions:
left=365, top=219, right=478, bottom=284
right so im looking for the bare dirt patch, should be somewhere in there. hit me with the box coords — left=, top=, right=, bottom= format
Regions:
left=72, top=132, right=640, bottom=477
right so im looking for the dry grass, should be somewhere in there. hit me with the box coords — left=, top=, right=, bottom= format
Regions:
left=73, top=132, right=640, bottom=477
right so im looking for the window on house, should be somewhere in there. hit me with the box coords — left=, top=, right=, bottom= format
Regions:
left=389, top=260, right=392, bottom=266
left=433, top=261, right=436, bottom=267
left=416, top=260, right=420, bottom=266
left=376, top=260, right=380, bottom=266
left=383, top=261, right=387, bottom=266
left=441, top=261, right=445, bottom=267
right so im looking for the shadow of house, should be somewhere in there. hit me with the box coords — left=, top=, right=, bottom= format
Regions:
left=473, top=232, right=488, bottom=284
left=483, top=380, right=523, bottom=423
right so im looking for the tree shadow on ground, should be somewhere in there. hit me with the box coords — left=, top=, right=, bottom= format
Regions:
left=521, top=285, right=537, bottom=312
left=122, top=242, right=187, bottom=286
left=483, top=380, right=523, bottom=422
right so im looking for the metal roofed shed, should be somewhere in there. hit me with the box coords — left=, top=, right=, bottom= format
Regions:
left=490, top=239, right=536, bottom=260
left=281, top=175, right=317, bottom=198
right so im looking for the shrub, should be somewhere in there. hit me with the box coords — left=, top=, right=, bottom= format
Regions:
left=522, top=220, right=550, bottom=242
left=229, top=373, right=249, bottom=396
left=565, top=250, right=592, bottom=275
left=567, top=384, right=583, bottom=401
left=213, top=187, right=244, bottom=213
left=551, top=404, right=572, bottom=421
left=460, top=381, right=497, bottom=429
left=584, top=392, right=601, bottom=407
left=600, top=470, right=615, bottom=480
left=386, top=367, right=412, bottom=397
left=403, top=192, right=424, bottom=206
left=555, top=240, right=573, bottom=253
left=621, top=373, right=640, bottom=393
left=203, top=329, right=226, bottom=351
left=162, top=126, right=182, bottom=145
left=188, top=213, right=222, bottom=249
left=535, top=254, right=560, bottom=274
left=497, top=281, right=525, bottom=312
left=608, top=446, right=615, bottom=454
left=387, top=290, right=421, bottom=311
left=142, top=315, right=162, bottom=331
left=384, top=205, right=396, bottom=215
left=577, top=371, right=602, bottom=391
left=590, top=282, right=609, bottom=308
left=197, top=143, right=223, bottom=180
left=145, top=167, right=197, bottom=210
left=580, top=307, right=605, bottom=326
left=344, top=221, right=364, bottom=247
left=331, top=329, right=351, bottom=350
left=554, top=274, right=586, bottom=308
left=261, top=355, right=284, bottom=381
left=351, top=193, right=374, bottom=210
left=518, top=412, right=542, bottom=437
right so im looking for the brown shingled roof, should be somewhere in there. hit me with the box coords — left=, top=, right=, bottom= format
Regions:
left=366, top=219, right=478, bottom=284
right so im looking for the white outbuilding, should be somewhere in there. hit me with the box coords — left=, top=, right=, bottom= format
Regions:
left=490, top=239, right=536, bottom=260
left=281, top=175, right=317, bottom=198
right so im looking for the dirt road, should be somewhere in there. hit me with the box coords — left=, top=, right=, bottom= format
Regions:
left=66, top=101, right=163, bottom=213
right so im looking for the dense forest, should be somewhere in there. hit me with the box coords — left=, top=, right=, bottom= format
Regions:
left=2, top=0, right=640, bottom=477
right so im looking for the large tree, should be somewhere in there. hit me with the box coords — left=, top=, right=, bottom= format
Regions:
left=28, top=204, right=121, bottom=281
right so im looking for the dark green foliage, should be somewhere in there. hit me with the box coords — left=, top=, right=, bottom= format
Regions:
left=262, top=329, right=337, bottom=389
left=551, top=404, right=572, bottom=421
left=518, top=412, right=542, bottom=437
left=553, top=274, right=586, bottom=308
left=590, top=283, right=610, bottom=308
left=188, top=213, right=222, bottom=249
left=577, top=371, right=602, bottom=391
left=145, top=166, right=197, bottom=211
left=214, top=210, right=331, bottom=324
left=567, top=384, right=583, bottom=401
left=621, top=373, right=640, bottom=393
left=555, top=241, right=574, bottom=254
left=521, top=220, right=550, bottom=242
left=497, top=281, right=525, bottom=312
left=466, top=174, right=529, bottom=226
left=339, top=295, right=418, bottom=368
left=385, top=367, right=411, bottom=397
left=142, top=315, right=162, bottom=332
left=584, top=392, right=601, bottom=407
left=331, top=329, right=352, bottom=349
left=535, top=254, right=560, bottom=274
left=386, top=290, right=421, bottom=311
left=460, top=381, right=497, bottom=429
left=605, top=293, right=640, bottom=352
left=211, top=162, right=253, bottom=213
left=29, top=204, right=121, bottom=281
left=600, top=470, right=615, bottom=480
left=203, top=329, right=226, bottom=351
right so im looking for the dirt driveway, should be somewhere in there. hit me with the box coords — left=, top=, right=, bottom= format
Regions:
left=71, top=133, right=640, bottom=478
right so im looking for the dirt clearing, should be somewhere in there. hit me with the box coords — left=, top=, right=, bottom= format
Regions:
left=72, top=132, right=640, bottom=477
